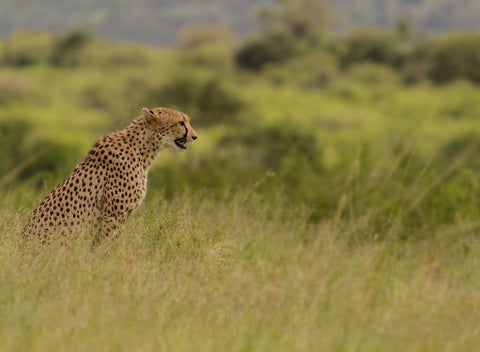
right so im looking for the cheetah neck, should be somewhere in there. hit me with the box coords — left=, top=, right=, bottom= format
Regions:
left=123, top=117, right=167, bottom=171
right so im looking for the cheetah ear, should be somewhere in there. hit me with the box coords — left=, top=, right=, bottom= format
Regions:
left=142, top=108, right=156, bottom=124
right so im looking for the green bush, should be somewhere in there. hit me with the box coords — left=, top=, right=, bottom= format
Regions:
left=401, top=41, right=433, bottom=85
left=235, top=33, right=297, bottom=70
left=266, top=53, right=338, bottom=88
left=346, top=63, right=399, bottom=86
left=49, top=29, right=94, bottom=67
left=143, top=76, right=244, bottom=127
left=336, top=29, right=409, bottom=68
left=0, top=119, right=79, bottom=188
left=0, top=120, right=31, bottom=177
left=99, top=45, right=149, bottom=67
left=2, top=31, right=53, bottom=67
left=22, top=140, right=79, bottom=185
left=437, top=83, right=480, bottom=119
left=196, top=80, right=244, bottom=126
left=147, top=120, right=324, bottom=203
left=180, top=43, right=233, bottom=69
left=427, top=33, right=480, bottom=84
left=222, top=121, right=321, bottom=170
left=147, top=76, right=198, bottom=113
left=176, top=25, right=234, bottom=69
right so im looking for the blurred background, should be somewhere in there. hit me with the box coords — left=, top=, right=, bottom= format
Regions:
left=2, top=0, right=480, bottom=232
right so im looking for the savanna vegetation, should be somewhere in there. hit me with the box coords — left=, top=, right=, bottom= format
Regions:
left=2, top=0, right=480, bottom=349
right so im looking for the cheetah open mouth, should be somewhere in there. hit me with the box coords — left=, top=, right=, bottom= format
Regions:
left=174, top=139, right=187, bottom=150
left=174, top=124, right=188, bottom=150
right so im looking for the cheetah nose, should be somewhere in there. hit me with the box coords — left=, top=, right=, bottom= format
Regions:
left=192, top=136, right=197, bottom=140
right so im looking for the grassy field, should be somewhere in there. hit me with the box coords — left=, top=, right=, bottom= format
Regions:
left=2, top=191, right=480, bottom=351
left=2, top=29, right=480, bottom=351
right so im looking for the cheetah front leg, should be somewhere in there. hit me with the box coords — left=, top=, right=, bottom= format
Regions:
left=92, top=203, right=134, bottom=246
left=92, top=173, right=145, bottom=246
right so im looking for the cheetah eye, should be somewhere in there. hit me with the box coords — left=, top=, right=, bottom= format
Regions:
left=179, top=121, right=185, bottom=126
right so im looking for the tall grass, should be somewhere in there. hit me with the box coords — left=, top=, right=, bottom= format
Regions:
left=2, top=189, right=480, bottom=351
left=2, top=31, right=480, bottom=351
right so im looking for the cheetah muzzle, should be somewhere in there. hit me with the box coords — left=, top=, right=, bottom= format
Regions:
left=21, top=107, right=198, bottom=246
left=174, top=139, right=187, bottom=150
left=174, top=124, right=188, bottom=150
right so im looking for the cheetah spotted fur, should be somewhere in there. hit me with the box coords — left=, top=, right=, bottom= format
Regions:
left=21, top=107, right=197, bottom=244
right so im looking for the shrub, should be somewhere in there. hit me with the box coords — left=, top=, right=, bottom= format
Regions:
left=22, top=140, right=79, bottom=184
left=196, top=80, right=244, bottom=126
left=143, top=76, right=198, bottom=115
left=2, top=31, right=53, bottom=67
left=437, top=83, right=480, bottom=119
left=102, top=45, right=149, bottom=67
left=266, top=53, right=338, bottom=88
left=336, top=29, right=409, bottom=69
left=177, top=25, right=234, bottom=69
left=142, top=76, right=244, bottom=127
left=0, top=119, right=79, bottom=188
left=180, top=43, right=233, bottom=69
left=347, top=63, right=399, bottom=86
left=235, top=33, right=297, bottom=70
left=427, top=33, right=480, bottom=84
left=81, top=84, right=112, bottom=111
left=0, top=120, right=31, bottom=177
left=49, top=29, right=94, bottom=67
left=147, top=120, right=325, bottom=205
left=222, top=121, right=321, bottom=170
left=177, top=25, right=233, bottom=51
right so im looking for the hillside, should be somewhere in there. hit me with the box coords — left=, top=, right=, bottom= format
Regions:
left=0, top=0, right=265, bottom=45
left=331, top=0, right=480, bottom=32
left=0, top=0, right=479, bottom=45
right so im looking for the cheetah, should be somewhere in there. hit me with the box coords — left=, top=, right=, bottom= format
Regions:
left=21, top=107, right=197, bottom=245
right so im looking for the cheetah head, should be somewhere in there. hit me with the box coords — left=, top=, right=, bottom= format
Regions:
left=142, top=107, right=198, bottom=152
